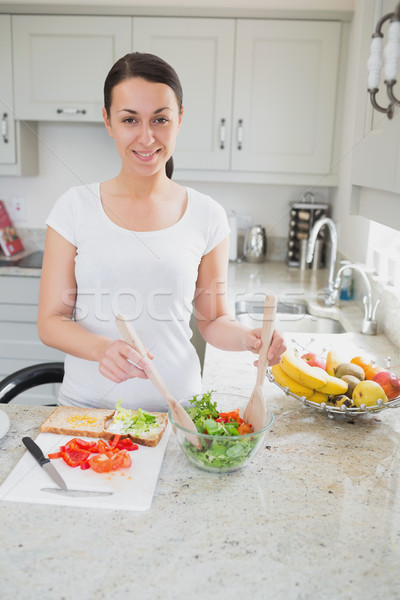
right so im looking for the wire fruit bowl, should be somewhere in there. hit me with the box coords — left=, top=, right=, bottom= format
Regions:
left=266, top=368, right=400, bottom=417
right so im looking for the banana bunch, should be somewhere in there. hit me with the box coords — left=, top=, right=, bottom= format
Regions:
left=272, top=349, right=348, bottom=404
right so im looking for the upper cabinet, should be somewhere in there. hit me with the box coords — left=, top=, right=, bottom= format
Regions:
left=134, top=17, right=342, bottom=183
left=351, top=0, right=400, bottom=194
left=0, top=15, right=15, bottom=166
left=350, top=0, right=400, bottom=228
left=0, top=15, right=37, bottom=176
left=12, top=16, right=132, bottom=122
left=232, top=20, right=341, bottom=176
left=5, top=13, right=343, bottom=184
left=133, top=18, right=235, bottom=171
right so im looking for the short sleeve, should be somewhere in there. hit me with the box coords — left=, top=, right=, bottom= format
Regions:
left=45, top=188, right=78, bottom=246
left=203, top=200, right=231, bottom=256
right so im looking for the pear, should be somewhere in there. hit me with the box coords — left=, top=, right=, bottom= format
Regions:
left=326, top=350, right=343, bottom=376
left=352, top=380, right=388, bottom=408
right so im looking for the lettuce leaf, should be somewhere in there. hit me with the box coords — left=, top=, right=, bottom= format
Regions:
left=112, top=400, right=158, bottom=435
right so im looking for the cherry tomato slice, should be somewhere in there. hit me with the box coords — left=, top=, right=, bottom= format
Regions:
left=237, top=423, right=253, bottom=435
left=97, top=439, right=109, bottom=454
left=88, top=453, right=113, bottom=473
left=121, top=451, right=132, bottom=469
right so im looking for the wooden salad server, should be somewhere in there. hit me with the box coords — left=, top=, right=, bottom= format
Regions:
left=115, top=315, right=202, bottom=450
left=243, top=293, right=277, bottom=432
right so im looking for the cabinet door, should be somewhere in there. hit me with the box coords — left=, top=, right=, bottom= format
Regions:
left=12, top=16, right=132, bottom=122
left=133, top=17, right=235, bottom=170
left=0, top=276, right=65, bottom=405
left=231, top=20, right=341, bottom=174
left=351, top=0, right=400, bottom=194
left=0, top=15, right=16, bottom=165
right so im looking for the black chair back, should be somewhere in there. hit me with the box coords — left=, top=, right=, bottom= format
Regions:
left=0, top=363, right=64, bottom=404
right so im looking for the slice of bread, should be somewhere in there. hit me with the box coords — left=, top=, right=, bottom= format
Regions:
left=104, top=412, right=168, bottom=448
left=40, top=406, right=115, bottom=438
left=40, top=406, right=168, bottom=447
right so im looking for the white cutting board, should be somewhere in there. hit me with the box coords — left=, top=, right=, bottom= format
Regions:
left=0, top=427, right=170, bottom=511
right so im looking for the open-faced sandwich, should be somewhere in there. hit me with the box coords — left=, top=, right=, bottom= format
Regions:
left=40, top=400, right=168, bottom=447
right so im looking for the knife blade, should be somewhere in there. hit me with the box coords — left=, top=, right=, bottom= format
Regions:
left=22, top=436, right=67, bottom=490
left=40, top=487, right=113, bottom=498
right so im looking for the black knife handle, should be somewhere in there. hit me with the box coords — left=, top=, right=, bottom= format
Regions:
left=22, top=437, right=50, bottom=467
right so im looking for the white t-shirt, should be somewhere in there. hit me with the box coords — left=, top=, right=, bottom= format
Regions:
left=45, top=183, right=230, bottom=411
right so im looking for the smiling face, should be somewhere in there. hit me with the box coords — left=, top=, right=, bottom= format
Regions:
left=102, top=77, right=183, bottom=178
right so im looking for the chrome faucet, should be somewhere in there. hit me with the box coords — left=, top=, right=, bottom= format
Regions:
left=333, top=263, right=381, bottom=335
left=306, top=217, right=338, bottom=305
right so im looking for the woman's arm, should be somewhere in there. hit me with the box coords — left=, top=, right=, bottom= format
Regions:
left=37, top=227, right=149, bottom=383
left=194, top=237, right=285, bottom=364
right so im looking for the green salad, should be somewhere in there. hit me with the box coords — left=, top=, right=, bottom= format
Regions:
left=183, top=391, right=259, bottom=471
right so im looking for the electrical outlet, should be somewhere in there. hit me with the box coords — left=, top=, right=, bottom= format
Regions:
left=10, top=196, right=27, bottom=222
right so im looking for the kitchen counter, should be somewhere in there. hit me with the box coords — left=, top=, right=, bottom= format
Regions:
left=1, top=260, right=400, bottom=599
left=2, top=327, right=400, bottom=599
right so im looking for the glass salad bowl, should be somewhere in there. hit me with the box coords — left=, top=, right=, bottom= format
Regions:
left=168, top=392, right=274, bottom=473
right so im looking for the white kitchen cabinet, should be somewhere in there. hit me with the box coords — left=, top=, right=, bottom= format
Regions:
left=12, top=15, right=132, bottom=122
left=352, top=0, right=400, bottom=194
left=0, top=15, right=37, bottom=176
left=133, top=17, right=341, bottom=183
left=133, top=17, right=235, bottom=171
left=350, top=0, right=400, bottom=228
left=231, top=20, right=341, bottom=176
left=0, top=276, right=65, bottom=405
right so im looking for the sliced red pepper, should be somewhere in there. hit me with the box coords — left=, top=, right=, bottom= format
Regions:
left=219, top=410, right=244, bottom=424
left=80, top=460, right=91, bottom=470
left=48, top=452, right=63, bottom=459
left=61, top=449, right=91, bottom=468
left=75, top=439, right=97, bottom=450
left=116, top=438, right=139, bottom=451
left=108, top=434, right=121, bottom=450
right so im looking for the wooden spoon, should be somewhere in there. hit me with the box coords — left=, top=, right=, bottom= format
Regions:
left=243, top=293, right=277, bottom=432
left=115, top=315, right=202, bottom=449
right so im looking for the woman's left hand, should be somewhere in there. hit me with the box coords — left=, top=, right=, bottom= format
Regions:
left=242, top=328, right=286, bottom=366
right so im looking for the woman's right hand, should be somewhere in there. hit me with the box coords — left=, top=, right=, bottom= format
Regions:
left=98, top=339, right=152, bottom=383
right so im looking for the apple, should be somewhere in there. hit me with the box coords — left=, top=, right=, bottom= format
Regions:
left=301, top=352, right=326, bottom=370
left=372, top=371, right=400, bottom=401
left=352, top=380, right=388, bottom=407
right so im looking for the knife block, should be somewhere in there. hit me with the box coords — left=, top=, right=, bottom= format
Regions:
left=286, top=200, right=329, bottom=268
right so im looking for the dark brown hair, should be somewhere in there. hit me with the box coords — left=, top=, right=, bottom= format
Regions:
left=104, top=52, right=183, bottom=179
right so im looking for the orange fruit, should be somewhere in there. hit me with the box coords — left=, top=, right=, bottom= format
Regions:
left=350, top=356, right=371, bottom=376
left=364, top=364, right=387, bottom=380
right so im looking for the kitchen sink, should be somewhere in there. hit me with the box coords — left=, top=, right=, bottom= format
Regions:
left=235, top=300, right=346, bottom=334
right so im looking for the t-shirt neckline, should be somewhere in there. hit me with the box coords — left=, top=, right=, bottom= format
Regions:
left=95, top=182, right=190, bottom=236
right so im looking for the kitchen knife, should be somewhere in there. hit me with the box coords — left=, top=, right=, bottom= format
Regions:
left=22, top=437, right=114, bottom=497
left=22, top=436, right=67, bottom=490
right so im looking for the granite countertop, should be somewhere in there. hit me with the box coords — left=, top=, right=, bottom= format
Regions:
left=1, top=260, right=400, bottom=599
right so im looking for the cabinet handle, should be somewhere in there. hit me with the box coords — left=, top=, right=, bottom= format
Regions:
left=56, top=108, right=87, bottom=115
left=237, top=119, right=243, bottom=150
left=1, top=113, right=9, bottom=144
left=219, top=118, right=226, bottom=150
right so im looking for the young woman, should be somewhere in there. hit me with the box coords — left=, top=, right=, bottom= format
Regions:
left=37, top=52, right=285, bottom=410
